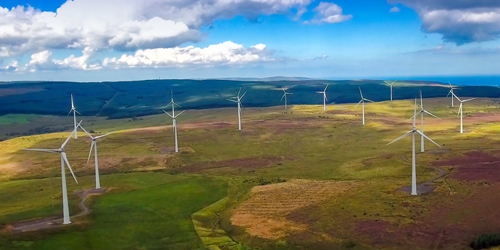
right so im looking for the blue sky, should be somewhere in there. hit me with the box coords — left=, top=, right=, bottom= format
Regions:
left=0, top=0, right=499, bottom=81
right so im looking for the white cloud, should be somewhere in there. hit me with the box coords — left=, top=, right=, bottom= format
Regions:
left=389, top=0, right=500, bottom=44
left=28, top=50, right=52, bottom=65
left=389, top=6, right=400, bottom=13
left=0, top=60, right=19, bottom=72
left=102, top=41, right=274, bottom=68
left=0, top=0, right=312, bottom=58
left=24, top=48, right=101, bottom=71
left=53, top=48, right=101, bottom=70
left=304, top=2, right=352, bottom=24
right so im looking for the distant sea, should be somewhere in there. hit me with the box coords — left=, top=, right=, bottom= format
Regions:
left=376, top=76, right=500, bottom=86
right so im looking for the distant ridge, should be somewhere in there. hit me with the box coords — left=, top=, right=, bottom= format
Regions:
left=215, top=76, right=317, bottom=81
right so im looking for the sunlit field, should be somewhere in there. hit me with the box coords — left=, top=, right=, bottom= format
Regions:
left=1, top=98, right=500, bottom=249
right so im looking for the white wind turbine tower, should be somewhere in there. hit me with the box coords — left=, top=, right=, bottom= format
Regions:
left=446, top=82, right=458, bottom=107
left=67, top=94, right=81, bottom=139
left=79, top=124, right=112, bottom=189
left=387, top=81, right=396, bottom=101
left=316, top=84, right=329, bottom=111
left=23, top=121, right=82, bottom=224
left=228, top=88, right=246, bottom=131
left=388, top=99, right=441, bottom=195
left=165, top=90, right=182, bottom=134
left=281, top=86, right=293, bottom=110
left=409, top=91, right=440, bottom=152
left=452, top=92, right=476, bottom=134
left=355, top=87, right=374, bottom=125
left=163, top=107, right=184, bottom=153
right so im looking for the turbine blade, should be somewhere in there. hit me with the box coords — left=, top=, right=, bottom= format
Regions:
left=413, top=98, right=417, bottom=128
left=416, top=130, right=441, bottom=148
left=462, top=97, right=476, bottom=102
left=420, top=90, right=423, bottom=108
left=282, top=86, right=286, bottom=93
left=457, top=104, right=462, bottom=117
left=174, top=102, right=182, bottom=108
left=364, top=98, right=375, bottom=103
left=95, top=132, right=113, bottom=139
left=67, top=109, right=72, bottom=116
left=451, top=92, right=462, bottom=102
left=164, top=111, right=174, bottom=118
left=75, top=110, right=81, bottom=115
left=61, top=120, right=82, bottom=149
left=408, top=110, right=423, bottom=120
left=22, top=148, right=59, bottom=153
left=174, top=110, right=185, bottom=118
left=87, top=141, right=94, bottom=163
left=387, top=130, right=414, bottom=145
left=227, top=99, right=238, bottom=103
left=354, top=99, right=363, bottom=108
left=237, top=88, right=241, bottom=97
left=423, top=110, right=440, bottom=119
left=288, top=93, right=293, bottom=95
left=324, top=84, right=329, bottom=91
left=281, top=93, right=286, bottom=101
left=71, top=94, right=74, bottom=109
left=62, top=152, right=78, bottom=184
left=359, top=87, right=363, bottom=99
left=240, top=92, right=247, bottom=100
left=78, top=123, right=93, bottom=138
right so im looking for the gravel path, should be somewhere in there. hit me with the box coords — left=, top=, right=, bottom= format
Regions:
left=8, top=188, right=107, bottom=233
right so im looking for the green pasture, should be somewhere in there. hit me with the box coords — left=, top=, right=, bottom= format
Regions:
left=0, top=114, right=37, bottom=126
left=0, top=173, right=227, bottom=250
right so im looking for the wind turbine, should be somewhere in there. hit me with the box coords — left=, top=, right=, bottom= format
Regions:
left=446, top=82, right=458, bottom=107
left=409, top=91, right=440, bottom=152
left=355, top=87, right=374, bottom=125
left=79, top=124, right=112, bottom=189
left=388, top=99, right=441, bottom=195
left=23, top=121, right=82, bottom=224
left=281, top=86, right=293, bottom=110
left=316, top=84, right=329, bottom=111
left=166, top=90, right=182, bottom=134
left=452, top=92, right=476, bottom=133
left=67, top=94, right=81, bottom=139
left=162, top=109, right=185, bottom=153
left=387, top=81, right=396, bottom=101
left=227, top=88, right=246, bottom=131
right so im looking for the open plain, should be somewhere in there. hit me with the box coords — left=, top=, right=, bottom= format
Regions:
left=1, top=97, right=500, bottom=249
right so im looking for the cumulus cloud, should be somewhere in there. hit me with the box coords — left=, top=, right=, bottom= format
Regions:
left=0, top=0, right=312, bottom=58
left=25, top=48, right=101, bottom=71
left=389, top=6, right=400, bottom=13
left=0, top=60, right=19, bottom=72
left=102, top=41, right=274, bottom=68
left=388, top=0, right=500, bottom=44
left=304, top=2, right=352, bottom=24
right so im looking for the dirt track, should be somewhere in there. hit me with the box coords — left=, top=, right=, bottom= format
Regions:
left=397, top=151, right=448, bottom=194
left=7, top=188, right=106, bottom=233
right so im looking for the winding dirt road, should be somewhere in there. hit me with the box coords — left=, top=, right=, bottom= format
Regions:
left=7, top=188, right=107, bottom=233
left=397, top=151, right=448, bottom=194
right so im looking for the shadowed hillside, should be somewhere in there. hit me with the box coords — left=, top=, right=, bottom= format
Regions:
left=1, top=79, right=499, bottom=119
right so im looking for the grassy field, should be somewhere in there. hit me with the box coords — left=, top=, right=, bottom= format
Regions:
left=1, top=98, right=500, bottom=249
left=0, top=114, right=38, bottom=126
left=0, top=173, right=227, bottom=250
